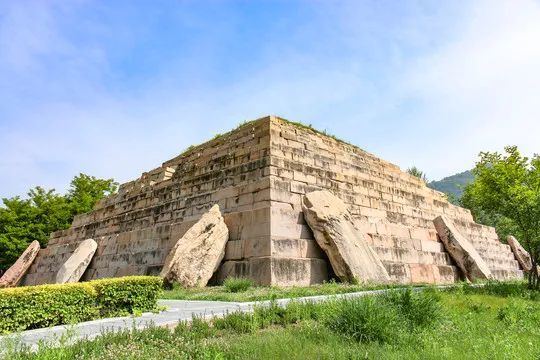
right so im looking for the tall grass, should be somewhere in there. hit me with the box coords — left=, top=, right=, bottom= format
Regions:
left=5, top=285, right=540, bottom=360
left=223, top=278, right=255, bottom=293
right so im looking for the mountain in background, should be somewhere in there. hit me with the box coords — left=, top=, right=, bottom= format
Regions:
left=428, top=170, right=475, bottom=199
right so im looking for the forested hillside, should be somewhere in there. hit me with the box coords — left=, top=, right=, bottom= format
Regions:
left=428, top=170, right=474, bottom=198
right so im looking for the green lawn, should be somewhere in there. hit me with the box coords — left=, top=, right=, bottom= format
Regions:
left=4, top=282, right=539, bottom=360
left=161, top=280, right=426, bottom=302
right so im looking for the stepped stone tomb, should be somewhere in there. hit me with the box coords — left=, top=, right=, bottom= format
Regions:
left=20, top=116, right=529, bottom=287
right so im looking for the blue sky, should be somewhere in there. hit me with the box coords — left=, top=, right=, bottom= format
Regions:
left=1, top=0, right=539, bottom=199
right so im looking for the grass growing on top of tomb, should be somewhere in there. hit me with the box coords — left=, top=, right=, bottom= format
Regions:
left=5, top=282, right=539, bottom=360
left=177, top=116, right=353, bottom=159
left=161, top=279, right=420, bottom=302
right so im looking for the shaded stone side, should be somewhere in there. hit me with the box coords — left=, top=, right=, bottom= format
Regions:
left=24, top=118, right=274, bottom=285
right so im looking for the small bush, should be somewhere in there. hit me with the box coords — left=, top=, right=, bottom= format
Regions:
left=189, top=316, right=216, bottom=338
left=282, top=300, right=321, bottom=324
left=254, top=302, right=288, bottom=328
left=0, top=276, right=163, bottom=334
left=0, top=283, right=98, bottom=334
left=223, top=277, right=255, bottom=293
left=214, top=311, right=256, bottom=334
left=323, top=296, right=401, bottom=344
left=383, top=289, right=442, bottom=330
left=92, top=276, right=163, bottom=317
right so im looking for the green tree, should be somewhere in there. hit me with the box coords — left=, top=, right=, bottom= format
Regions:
left=461, top=146, right=540, bottom=289
left=0, top=174, right=117, bottom=271
left=67, top=174, right=117, bottom=216
left=407, top=166, right=428, bottom=183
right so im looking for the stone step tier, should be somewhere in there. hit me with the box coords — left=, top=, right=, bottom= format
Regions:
left=454, top=222, right=523, bottom=281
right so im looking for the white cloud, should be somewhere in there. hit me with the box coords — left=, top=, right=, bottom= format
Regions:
left=1, top=0, right=539, bottom=198
left=394, top=0, right=540, bottom=178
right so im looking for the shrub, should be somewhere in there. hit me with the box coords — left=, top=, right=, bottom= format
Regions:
left=188, top=316, right=216, bottom=338
left=92, top=276, right=163, bottom=317
left=223, top=277, right=255, bottom=293
left=323, top=296, right=401, bottom=344
left=282, top=300, right=321, bottom=324
left=0, top=276, right=163, bottom=334
left=0, top=283, right=98, bottom=334
left=214, top=311, right=256, bottom=334
left=383, top=289, right=442, bottom=330
left=254, top=302, right=289, bottom=328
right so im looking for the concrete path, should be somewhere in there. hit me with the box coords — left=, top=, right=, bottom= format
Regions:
left=0, top=286, right=449, bottom=353
left=0, top=300, right=247, bottom=352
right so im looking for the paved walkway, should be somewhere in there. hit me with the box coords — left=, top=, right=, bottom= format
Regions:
left=0, top=286, right=441, bottom=352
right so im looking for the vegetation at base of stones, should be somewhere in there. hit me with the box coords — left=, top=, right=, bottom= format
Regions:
left=0, top=276, right=162, bottom=334
left=406, top=166, right=428, bottom=183
left=461, top=146, right=540, bottom=290
left=5, top=282, right=539, bottom=359
left=459, top=280, right=539, bottom=301
left=161, top=280, right=420, bottom=302
left=428, top=170, right=475, bottom=199
left=223, top=277, right=255, bottom=293
left=0, top=173, right=117, bottom=272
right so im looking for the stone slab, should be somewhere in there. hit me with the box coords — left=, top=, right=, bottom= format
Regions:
left=56, top=239, right=98, bottom=284
left=302, top=190, right=390, bottom=283
left=507, top=235, right=533, bottom=272
left=434, top=216, right=492, bottom=281
left=0, top=241, right=40, bottom=288
left=160, top=205, right=229, bottom=287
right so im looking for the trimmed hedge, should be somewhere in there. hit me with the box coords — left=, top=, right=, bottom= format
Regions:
left=0, top=276, right=163, bottom=334
left=92, top=276, right=164, bottom=317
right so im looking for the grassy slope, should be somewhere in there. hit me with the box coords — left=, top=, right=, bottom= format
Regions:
left=218, top=293, right=539, bottom=360
left=5, top=283, right=539, bottom=360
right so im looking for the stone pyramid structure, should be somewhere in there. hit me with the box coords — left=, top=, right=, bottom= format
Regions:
left=22, top=116, right=524, bottom=286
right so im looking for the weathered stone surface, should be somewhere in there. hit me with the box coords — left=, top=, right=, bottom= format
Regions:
left=507, top=235, right=533, bottom=272
left=22, top=116, right=523, bottom=286
left=434, top=216, right=492, bottom=281
left=55, top=239, right=98, bottom=284
left=161, top=204, right=229, bottom=287
left=302, top=190, right=390, bottom=283
left=0, top=241, right=40, bottom=288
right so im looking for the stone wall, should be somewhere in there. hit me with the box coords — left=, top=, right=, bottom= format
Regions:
left=24, top=117, right=275, bottom=285
left=23, top=116, right=523, bottom=286
left=259, top=117, right=522, bottom=285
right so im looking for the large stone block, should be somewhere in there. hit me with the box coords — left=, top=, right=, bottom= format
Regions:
left=434, top=216, right=492, bottom=281
left=0, top=241, right=40, bottom=288
left=56, top=239, right=98, bottom=284
left=507, top=235, right=533, bottom=272
left=160, top=205, right=229, bottom=287
left=270, top=257, right=328, bottom=286
left=302, top=190, right=390, bottom=283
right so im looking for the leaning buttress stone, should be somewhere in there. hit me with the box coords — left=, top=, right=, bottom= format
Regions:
left=301, top=190, right=390, bottom=284
left=160, top=204, right=229, bottom=287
